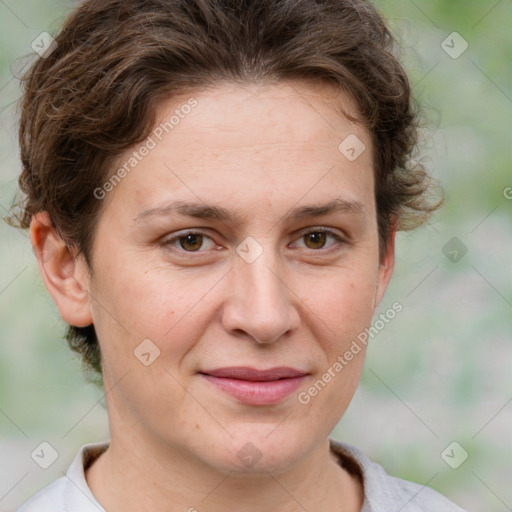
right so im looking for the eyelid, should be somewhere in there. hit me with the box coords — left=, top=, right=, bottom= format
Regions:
left=162, top=226, right=347, bottom=255
left=162, top=229, right=219, bottom=252
left=295, top=225, right=345, bottom=238
left=291, top=226, right=347, bottom=249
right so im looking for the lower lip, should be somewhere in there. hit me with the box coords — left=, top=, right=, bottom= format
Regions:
left=201, top=374, right=307, bottom=405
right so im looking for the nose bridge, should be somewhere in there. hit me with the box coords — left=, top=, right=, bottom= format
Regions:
left=224, top=237, right=296, bottom=343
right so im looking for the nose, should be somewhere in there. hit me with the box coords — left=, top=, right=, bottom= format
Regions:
left=220, top=244, right=300, bottom=344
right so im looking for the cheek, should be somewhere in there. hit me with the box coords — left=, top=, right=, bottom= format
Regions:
left=297, top=272, right=374, bottom=421
left=91, top=229, right=379, bottom=363
left=89, top=258, right=220, bottom=360
left=304, top=264, right=378, bottom=338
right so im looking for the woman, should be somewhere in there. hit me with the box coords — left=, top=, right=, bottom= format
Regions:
left=8, top=0, right=465, bottom=510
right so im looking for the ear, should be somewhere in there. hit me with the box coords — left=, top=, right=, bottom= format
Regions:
left=373, top=223, right=397, bottom=311
left=29, top=211, right=93, bottom=327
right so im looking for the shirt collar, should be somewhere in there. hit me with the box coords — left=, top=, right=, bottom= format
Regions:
left=62, top=439, right=109, bottom=511
left=63, top=437, right=374, bottom=511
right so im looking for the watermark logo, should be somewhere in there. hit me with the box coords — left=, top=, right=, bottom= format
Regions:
left=31, top=441, right=59, bottom=469
left=298, top=302, right=403, bottom=404
left=31, top=32, right=58, bottom=58
left=237, top=442, right=262, bottom=468
left=441, top=32, right=468, bottom=59
left=93, top=98, right=198, bottom=200
left=441, top=441, right=469, bottom=469
left=338, top=134, right=366, bottom=162
left=236, top=236, right=264, bottom=263
left=442, top=236, right=468, bottom=263
left=134, top=338, right=161, bottom=366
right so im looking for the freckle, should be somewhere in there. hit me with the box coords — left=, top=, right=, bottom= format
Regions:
left=195, top=423, right=200, bottom=430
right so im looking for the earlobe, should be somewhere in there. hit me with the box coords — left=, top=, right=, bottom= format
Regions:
left=30, top=211, right=93, bottom=327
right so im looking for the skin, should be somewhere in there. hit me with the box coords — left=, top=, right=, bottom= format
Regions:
left=30, top=79, right=395, bottom=512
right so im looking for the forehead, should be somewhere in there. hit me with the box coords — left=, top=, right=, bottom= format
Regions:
left=152, top=79, right=366, bottom=156
left=101, top=80, right=374, bottom=221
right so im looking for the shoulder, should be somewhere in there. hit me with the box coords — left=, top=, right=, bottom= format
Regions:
left=16, top=440, right=108, bottom=512
left=16, top=477, right=68, bottom=512
left=372, top=472, right=466, bottom=512
left=329, top=438, right=466, bottom=512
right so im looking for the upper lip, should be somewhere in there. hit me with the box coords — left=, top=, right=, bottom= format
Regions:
left=200, top=366, right=308, bottom=381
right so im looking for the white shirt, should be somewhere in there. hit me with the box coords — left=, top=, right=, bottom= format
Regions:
left=17, top=438, right=466, bottom=511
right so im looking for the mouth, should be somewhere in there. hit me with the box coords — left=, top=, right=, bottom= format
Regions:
left=199, top=366, right=309, bottom=405
left=200, top=366, right=308, bottom=381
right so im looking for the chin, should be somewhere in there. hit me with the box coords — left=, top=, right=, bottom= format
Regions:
left=202, top=426, right=308, bottom=476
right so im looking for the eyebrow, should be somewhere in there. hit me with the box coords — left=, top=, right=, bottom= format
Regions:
left=134, top=197, right=365, bottom=224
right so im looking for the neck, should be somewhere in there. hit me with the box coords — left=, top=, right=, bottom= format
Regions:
left=85, top=433, right=363, bottom=512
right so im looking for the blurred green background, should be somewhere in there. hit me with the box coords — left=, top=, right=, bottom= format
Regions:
left=0, top=1, right=510, bottom=510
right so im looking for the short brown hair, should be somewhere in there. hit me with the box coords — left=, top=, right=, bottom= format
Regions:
left=5, top=0, right=442, bottom=386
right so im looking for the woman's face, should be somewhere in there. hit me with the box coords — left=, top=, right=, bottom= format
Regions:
left=84, top=80, right=394, bottom=473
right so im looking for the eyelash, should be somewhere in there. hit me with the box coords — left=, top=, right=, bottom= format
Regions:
left=162, top=227, right=346, bottom=255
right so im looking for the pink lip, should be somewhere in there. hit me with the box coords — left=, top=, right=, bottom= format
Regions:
left=201, top=366, right=307, bottom=381
left=201, top=374, right=307, bottom=405
left=200, top=366, right=308, bottom=405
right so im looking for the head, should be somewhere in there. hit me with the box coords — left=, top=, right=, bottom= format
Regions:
left=7, top=0, right=441, bottom=473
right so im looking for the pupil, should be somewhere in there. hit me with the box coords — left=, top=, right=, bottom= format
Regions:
left=181, top=234, right=202, bottom=251
left=307, top=232, right=326, bottom=249
left=179, top=233, right=327, bottom=251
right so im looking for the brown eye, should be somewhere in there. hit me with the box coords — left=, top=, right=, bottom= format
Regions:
left=304, top=232, right=327, bottom=249
left=179, top=233, right=204, bottom=251
left=293, top=229, right=344, bottom=251
left=163, top=231, right=217, bottom=253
